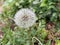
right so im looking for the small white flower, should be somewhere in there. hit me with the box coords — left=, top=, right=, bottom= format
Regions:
left=14, top=8, right=37, bottom=28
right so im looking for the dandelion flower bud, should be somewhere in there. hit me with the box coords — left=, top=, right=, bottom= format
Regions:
left=14, top=8, right=37, bottom=28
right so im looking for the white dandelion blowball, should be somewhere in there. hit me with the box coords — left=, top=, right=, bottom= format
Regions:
left=14, top=8, right=37, bottom=28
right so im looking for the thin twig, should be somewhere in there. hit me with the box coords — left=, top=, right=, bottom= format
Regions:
left=32, top=37, right=43, bottom=45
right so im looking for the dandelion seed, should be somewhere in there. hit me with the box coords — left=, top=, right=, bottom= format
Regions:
left=14, top=8, right=37, bottom=28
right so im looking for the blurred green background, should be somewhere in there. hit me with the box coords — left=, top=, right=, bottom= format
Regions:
left=0, top=0, right=60, bottom=45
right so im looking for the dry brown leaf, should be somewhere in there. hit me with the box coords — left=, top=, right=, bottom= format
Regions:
left=0, top=30, right=3, bottom=39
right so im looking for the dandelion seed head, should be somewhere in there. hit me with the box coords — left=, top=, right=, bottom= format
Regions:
left=14, top=8, right=37, bottom=28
